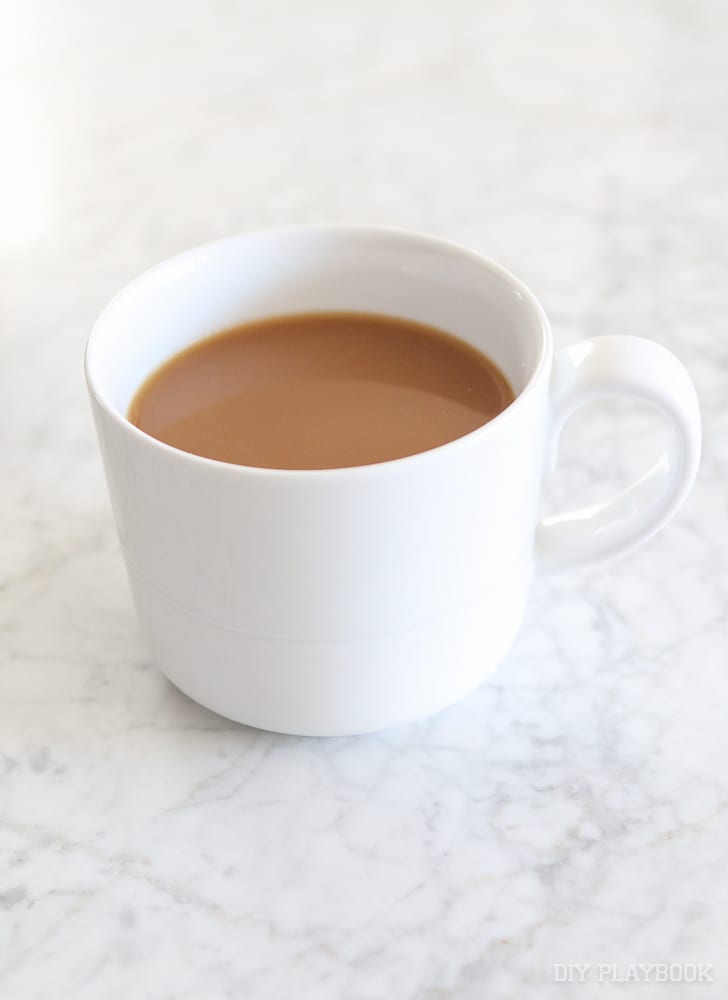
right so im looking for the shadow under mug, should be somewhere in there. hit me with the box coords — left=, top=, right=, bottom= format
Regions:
left=85, top=226, right=701, bottom=735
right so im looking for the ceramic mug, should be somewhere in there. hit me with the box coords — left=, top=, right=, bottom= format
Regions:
left=85, top=226, right=701, bottom=736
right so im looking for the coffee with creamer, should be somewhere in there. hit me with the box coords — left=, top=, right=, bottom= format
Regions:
left=128, top=311, right=514, bottom=469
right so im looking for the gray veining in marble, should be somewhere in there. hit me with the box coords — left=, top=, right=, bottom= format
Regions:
left=2, top=0, right=727, bottom=997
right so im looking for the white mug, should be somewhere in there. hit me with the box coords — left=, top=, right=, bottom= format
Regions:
left=85, top=226, right=701, bottom=736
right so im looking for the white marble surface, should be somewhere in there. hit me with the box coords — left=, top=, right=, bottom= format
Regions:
left=2, top=1, right=727, bottom=997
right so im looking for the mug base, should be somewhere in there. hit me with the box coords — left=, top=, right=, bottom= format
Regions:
left=129, top=572, right=530, bottom=737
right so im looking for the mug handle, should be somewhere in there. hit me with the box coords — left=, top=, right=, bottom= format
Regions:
left=536, top=335, right=701, bottom=573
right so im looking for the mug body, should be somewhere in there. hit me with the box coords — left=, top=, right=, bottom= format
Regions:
left=86, top=227, right=552, bottom=735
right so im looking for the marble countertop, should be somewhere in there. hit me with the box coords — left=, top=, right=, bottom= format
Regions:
left=2, top=1, right=727, bottom=997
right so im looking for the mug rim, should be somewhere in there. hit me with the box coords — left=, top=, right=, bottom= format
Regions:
left=85, top=223, right=553, bottom=479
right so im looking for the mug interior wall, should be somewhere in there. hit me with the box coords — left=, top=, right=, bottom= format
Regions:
left=87, top=229, right=548, bottom=415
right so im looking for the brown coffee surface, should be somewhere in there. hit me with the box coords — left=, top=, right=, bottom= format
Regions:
left=128, top=312, right=514, bottom=469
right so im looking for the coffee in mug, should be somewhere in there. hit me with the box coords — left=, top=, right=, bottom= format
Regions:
left=128, top=312, right=514, bottom=470
left=86, top=226, right=701, bottom=735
